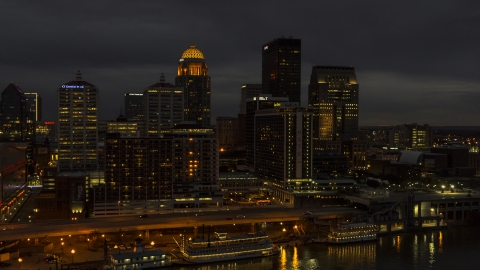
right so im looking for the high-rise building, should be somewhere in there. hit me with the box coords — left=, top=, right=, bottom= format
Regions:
left=144, top=74, right=183, bottom=137
left=245, top=94, right=297, bottom=168
left=107, top=114, right=141, bottom=138
left=169, top=123, right=222, bottom=209
left=308, top=66, right=359, bottom=143
left=262, top=37, right=301, bottom=103
left=92, top=123, right=222, bottom=216
left=57, top=71, right=99, bottom=171
left=124, top=93, right=143, bottom=121
left=254, top=106, right=314, bottom=193
left=216, top=117, right=238, bottom=151
left=240, top=84, right=262, bottom=114
left=238, top=84, right=262, bottom=149
left=25, top=92, right=42, bottom=122
left=175, top=45, right=211, bottom=127
left=0, top=83, right=28, bottom=142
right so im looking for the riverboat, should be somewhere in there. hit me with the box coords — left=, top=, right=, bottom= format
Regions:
left=327, top=221, right=378, bottom=244
left=174, top=231, right=279, bottom=264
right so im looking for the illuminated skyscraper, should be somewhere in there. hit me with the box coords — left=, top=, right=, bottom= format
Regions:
left=308, top=66, right=359, bottom=142
left=25, top=92, right=42, bottom=122
left=254, top=106, right=314, bottom=193
left=0, top=83, right=28, bottom=142
left=262, top=37, right=301, bottom=103
left=175, top=45, right=211, bottom=127
left=245, top=94, right=296, bottom=168
left=240, top=84, right=262, bottom=114
left=57, top=71, right=99, bottom=171
left=124, top=93, right=143, bottom=121
left=144, top=74, right=183, bottom=137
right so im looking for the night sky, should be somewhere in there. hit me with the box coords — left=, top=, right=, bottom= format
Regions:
left=1, top=1, right=479, bottom=126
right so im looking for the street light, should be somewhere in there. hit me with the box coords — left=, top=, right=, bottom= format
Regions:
left=61, top=242, right=64, bottom=254
left=71, top=249, right=75, bottom=263
left=18, top=258, right=22, bottom=270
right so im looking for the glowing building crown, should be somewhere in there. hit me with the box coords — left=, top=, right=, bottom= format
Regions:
left=181, top=45, right=204, bottom=59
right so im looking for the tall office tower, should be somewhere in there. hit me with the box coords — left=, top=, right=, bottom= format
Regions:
left=238, top=84, right=262, bottom=149
left=216, top=116, right=238, bottom=151
left=25, top=92, right=42, bottom=122
left=308, top=66, right=359, bottom=143
left=144, top=74, right=184, bottom=137
left=57, top=71, right=99, bottom=172
left=124, top=93, right=143, bottom=121
left=254, top=106, right=314, bottom=194
left=262, top=37, right=301, bottom=103
left=169, top=123, right=222, bottom=209
left=175, top=45, right=211, bottom=127
left=0, top=83, right=28, bottom=142
left=240, top=84, right=262, bottom=114
left=245, top=94, right=297, bottom=168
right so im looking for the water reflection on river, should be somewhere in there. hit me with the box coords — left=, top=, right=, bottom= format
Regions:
left=171, top=227, right=480, bottom=270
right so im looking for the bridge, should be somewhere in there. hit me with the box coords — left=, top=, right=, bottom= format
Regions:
left=0, top=206, right=360, bottom=241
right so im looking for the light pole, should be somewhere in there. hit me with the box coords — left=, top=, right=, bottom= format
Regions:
left=69, top=235, right=72, bottom=245
left=18, top=258, right=22, bottom=270
left=61, top=242, right=64, bottom=254
left=71, top=249, right=75, bottom=263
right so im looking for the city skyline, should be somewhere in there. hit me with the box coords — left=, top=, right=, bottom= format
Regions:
left=1, top=1, right=479, bottom=126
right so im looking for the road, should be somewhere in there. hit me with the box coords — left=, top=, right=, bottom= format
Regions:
left=0, top=206, right=361, bottom=241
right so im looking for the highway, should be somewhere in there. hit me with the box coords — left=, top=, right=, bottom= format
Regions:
left=0, top=206, right=361, bottom=241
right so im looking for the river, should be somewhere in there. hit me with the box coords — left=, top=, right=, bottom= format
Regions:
left=170, top=226, right=480, bottom=270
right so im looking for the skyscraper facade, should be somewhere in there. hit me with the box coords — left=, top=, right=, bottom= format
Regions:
left=254, top=106, right=314, bottom=192
left=308, top=66, right=359, bottom=143
left=57, top=71, right=99, bottom=171
left=245, top=94, right=296, bottom=168
left=124, top=93, right=143, bottom=121
left=239, top=84, right=262, bottom=114
left=25, top=92, right=42, bottom=122
left=216, top=116, right=238, bottom=151
left=0, top=83, right=28, bottom=142
left=175, top=45, right=211, bottom=127
left=262, top=37, right=301, bottom=103
left=92, top=124, right=222, bottom=216
left=144, top=74, right=183, bottom=137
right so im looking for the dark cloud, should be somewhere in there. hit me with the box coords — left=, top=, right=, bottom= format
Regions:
left=1, top=1, right=479, bottom=125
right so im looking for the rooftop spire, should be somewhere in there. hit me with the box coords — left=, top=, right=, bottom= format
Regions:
left=76, top=70, right=82, bottom=81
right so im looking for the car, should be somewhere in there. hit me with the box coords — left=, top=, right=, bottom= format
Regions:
left=195, top=213, right=204, bottom=216
left=140, top=214, right=149, bottom=218
left=126, top=244, right=132, bottom=249
left=236, top=215, right=245, bottom=219
left=226, top=217, right=234, bottom=220
left=119, top=244, right=126, bottom=250
left=303, top=211, right=312, bottom=215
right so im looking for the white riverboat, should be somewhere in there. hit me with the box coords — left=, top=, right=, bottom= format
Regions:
left=327, top=221, right=378, bottom=244
left=174, top=231, right=279, bottom=264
